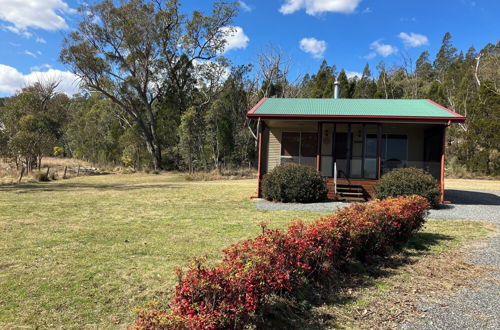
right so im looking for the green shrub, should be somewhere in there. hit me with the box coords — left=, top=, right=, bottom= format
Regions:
left=34, top=172, right=50, bottom=182
left=374, top=167, right=440, bottom=208
left=262, top=163, right=327, bottom=203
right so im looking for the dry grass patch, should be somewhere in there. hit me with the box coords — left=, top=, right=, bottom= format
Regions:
left=445, top=178, right=500, bottom=191
left=0, top=157, right=96, bottom=184
left=184, top=168, right=257, bottom=181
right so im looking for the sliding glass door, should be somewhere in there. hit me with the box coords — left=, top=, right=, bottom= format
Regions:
left=320, top=123, right=380, bottom=179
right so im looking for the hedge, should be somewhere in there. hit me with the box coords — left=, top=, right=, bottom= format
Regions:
left=374, top=167, right=441, bottom=208
left=134, top=195, right=430, bottom=329
left=261, top=163, right=327, bottom=203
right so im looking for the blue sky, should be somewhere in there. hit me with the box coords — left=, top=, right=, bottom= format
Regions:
left=0, top=0, right=499, bottom=96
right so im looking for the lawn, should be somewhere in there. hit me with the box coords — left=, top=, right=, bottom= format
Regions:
left=0, top=174, right=494, bottom=328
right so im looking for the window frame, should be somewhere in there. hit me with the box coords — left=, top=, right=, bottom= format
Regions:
left=280, top=131, right=318, bottom=166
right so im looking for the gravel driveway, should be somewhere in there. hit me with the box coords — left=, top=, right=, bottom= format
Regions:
left=254, top=189, right=500, bottom=223
left=254, top=189, right=500, bottom=329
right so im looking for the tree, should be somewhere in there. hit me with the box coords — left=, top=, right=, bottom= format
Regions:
left=178, top=106, right=203, bottom=173
left=60, top=0, right=238, bottom=170
left=306, top=60, right=336, bottom=98
left=434, top=32, right=457, bottom=79
left=375, top=61, right=389, bottom=99
left=475, top=41, right=500, bottom=94
left=65, top=94, right=124, bottom=164
left=464, top=81, right=500, bottom=175
left=336, top=70, right=351, bottom=98
left=256, top=45, right=292, bottom=98
left=1, top=81, right=69, bottom=171
left=353, top=63, right=376, bottom=98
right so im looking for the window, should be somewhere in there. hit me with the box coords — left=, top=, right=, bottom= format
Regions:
left=281, top=132, right=300, bottom=157
left=381, top=134, right=408, bottom=175
left=281, top=132, right=317, bottom=168
left=364, top=133, right=378, bottom=179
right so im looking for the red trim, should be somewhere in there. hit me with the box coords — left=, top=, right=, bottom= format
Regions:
left=256, top=119, right=263, bottom=198
left=425, top=99, right=465, bottom=119
left=246, top=113, right=466, bottom=123
left=440, top=125, right=446, bottom=203
left=247, top=97, right=267, bottom=115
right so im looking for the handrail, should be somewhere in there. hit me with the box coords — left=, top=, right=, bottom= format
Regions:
left=334, top=162, right=337, bottom=195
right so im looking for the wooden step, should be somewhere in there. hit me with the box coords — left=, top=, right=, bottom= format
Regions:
left=337, top=196, right=366, bottom=202
left=338, top=192, right=364, bottom=196
left=334, top=184, right=368, bottom=202
left=337, top=188, right=363, bottom=193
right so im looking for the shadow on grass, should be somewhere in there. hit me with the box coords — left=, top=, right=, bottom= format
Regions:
left=444, top=189, right=500, bottom=206
left=0, top=181, right=182, bottom=193
left=259, top=232, right=453, bottom=329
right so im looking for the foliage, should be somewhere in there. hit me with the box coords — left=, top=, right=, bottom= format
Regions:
left=374, top=168, right=441, bottom=208
left=34, top=171, right=50, bottom=182
left=134, top=195, right=430, bottom=329
left=53, top=146, right=64, bottom=157
left=1, top=20, right=498, bottom=177
left=262, top=163, right=327, bottom=203
left=65, top=94, right=124, bottom=165
left=60, top=0, right=239, bottom=170
left=0, top=82, right=69, bottom=172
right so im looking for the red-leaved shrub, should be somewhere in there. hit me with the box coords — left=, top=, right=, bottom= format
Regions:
left=134, top=195, right=429, bottom=329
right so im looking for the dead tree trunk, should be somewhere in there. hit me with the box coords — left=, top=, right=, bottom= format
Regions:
left=18, top=167, right=25, bottom=183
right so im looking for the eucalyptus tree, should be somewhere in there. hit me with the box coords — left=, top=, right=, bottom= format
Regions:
left=60, top=0, right=238, bottom=169
left=0, top=81, right=69, bottom=171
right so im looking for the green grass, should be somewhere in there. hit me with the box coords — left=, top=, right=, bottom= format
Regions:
left=0, top=173, right=494, bottom=328
left=0, top=174, right=318, bottom=328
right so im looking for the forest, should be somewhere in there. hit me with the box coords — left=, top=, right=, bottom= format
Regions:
left=0, top=0, right=498, bottom=176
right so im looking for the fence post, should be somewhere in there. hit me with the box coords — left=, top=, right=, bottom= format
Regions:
left=63, top=166, right=67, bottom=179
left=77, top=165, right=80, bottom=176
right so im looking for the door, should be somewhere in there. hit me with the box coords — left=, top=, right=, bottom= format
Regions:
left=320, top=123, right=380, bottom=179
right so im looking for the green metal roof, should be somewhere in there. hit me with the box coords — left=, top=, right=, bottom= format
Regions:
left=247, top=98, right=465, bottom=121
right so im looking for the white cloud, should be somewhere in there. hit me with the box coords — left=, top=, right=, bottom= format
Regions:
left=35, top=37, right=46, bottom=44
left=369, top=40, right=397, bottom=57
left=0, top=64, right=81, bottom=95
left=222, top=26, right=249, bottom=52
left=398, top=32, right=429, bottom=47
left=346, top=71, right=362, bottom=79
left=30, top=64, right=52, bottom=72
left=5, top=25, right=32, bottom=38
left=364, top=52, right=376, bottom=59
left=279, top=0, right=362, bottom=15
left=361, top=7, right=372, bottom=14
left=23, top=50, right=38, bottom=58
left=0, top=0, right=74, bottom=36
left=299, top=37, right=327, bottom=58
left=238, top=1, right=253, bottom=12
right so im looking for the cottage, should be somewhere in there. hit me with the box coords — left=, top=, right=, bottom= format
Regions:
left=247, top=84, right=466, bottom=202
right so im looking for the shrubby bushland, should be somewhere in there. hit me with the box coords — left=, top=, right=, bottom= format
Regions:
left=374, top=168, right=441, bottom=208
left=134, top=195, right=430, bottom=329
left=34, top=172, right=50, bottom=182
left=262, top=163, right=327, bottom=203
